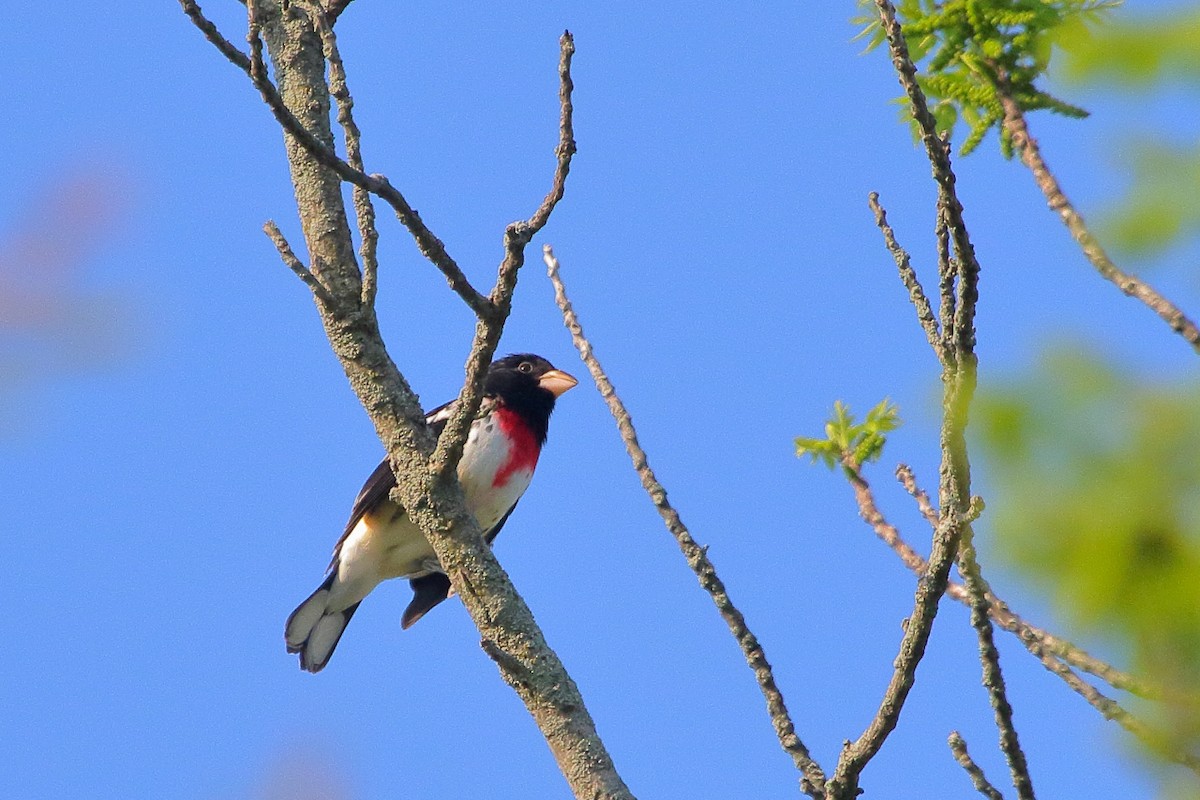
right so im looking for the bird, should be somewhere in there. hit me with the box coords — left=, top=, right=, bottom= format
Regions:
left=284, top=353, right=578, bottom=673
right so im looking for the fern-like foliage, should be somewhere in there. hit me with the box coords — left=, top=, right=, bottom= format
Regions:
left=854, top=0, right=1120, bottom=156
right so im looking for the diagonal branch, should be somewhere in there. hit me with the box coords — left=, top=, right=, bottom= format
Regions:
left=997, top=86, right=1200, bottom=356
left=894, top=465, right=1157, bottom=700
left=846, top=460, right=1200, bottom=775
left=949, top=731, right=1006, bottom=800
left=957, top=526, right=1036, bottom=799
left=869, top=192, right=942, bottom=360
left=181, top=0, right=492, bottom=317
left=544, top=245, right=827, bottom=799
left=263, top=219, right=335, bottom=307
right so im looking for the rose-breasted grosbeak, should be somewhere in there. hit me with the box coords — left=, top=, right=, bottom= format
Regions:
left=284, top=354, right=577, bottom=673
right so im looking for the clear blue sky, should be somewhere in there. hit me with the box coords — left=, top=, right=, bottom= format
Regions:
left=3, top=2, right=1197, bottom=799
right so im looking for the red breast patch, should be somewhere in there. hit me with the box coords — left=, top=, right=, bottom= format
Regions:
left=492, top=406, right=540, bottom=487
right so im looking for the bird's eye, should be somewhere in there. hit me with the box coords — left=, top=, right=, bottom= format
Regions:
left=517, top=361, right=534, bottom=374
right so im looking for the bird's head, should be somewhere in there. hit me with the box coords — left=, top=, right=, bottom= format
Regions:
left=485, top=354, right=577, bottom=444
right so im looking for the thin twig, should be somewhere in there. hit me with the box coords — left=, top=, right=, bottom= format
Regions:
left=957, top=527, right=1036, bottom=799
left=997, top=84, right=1200, bottom=356
left=264, top=220, right=335, bottom=306
left=428, top=31, right=578, bottom=485
left=180, top=0, right=252, bottom=71
left=869, top=192, right=942, bottom=360
left=306, top=3, right=379, bottom=310
left=949, top=731, right=1006, bottom=800
left=544, top=245, right=827, bottom=799
left=895, top=465, right=1160, bottom=700
left=852, top=460, right=1190, bottom=772
left=182, top=0, right=493, bottom=317
left=830, top=449, right=972, bottom=798
left=1023, top=634, right=1200, bottom=775
left=875, top=1, right=981, bottom=361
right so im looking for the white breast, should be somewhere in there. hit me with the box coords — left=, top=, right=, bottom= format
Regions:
left=458, top=413, right=534, bottom=531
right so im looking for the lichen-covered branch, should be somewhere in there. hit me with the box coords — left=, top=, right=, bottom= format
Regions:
left=183, top=4, right=631, bottom=798
left=544, top=245, right=826, bottom=799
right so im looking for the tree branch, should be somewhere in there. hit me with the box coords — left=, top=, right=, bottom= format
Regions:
left=894, top=465, right=1157, bottom=700
left=949, top=731, right=1006, bottom=800
left=846, top=460, right=1200, bottom=775
left=827, top=6, right=990, bottom=797
left=263, top=219, right=335, bottom=307
left=957, top=526, right=1036, bottom=799
left=544, top=245, right=827, bottom=799
left=429, top=31, right=577, bottom=486
left=185, top=5, right=631, bottom=797
left=997, top=84, right=1200, bottom=356
left=869, top=192, right=942, bottom=360
left=181, top=0, right=493, bottom=316
left=305, top=3, right=379, bottom=310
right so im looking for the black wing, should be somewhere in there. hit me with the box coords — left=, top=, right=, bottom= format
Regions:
left=328, top=401, right=456, bottom=567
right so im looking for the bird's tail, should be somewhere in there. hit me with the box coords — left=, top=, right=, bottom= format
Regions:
left=285, top=573, right=361, bottom=673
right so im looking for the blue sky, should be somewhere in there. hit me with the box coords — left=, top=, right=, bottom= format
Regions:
left=3, top=2, right=1197, bottom=799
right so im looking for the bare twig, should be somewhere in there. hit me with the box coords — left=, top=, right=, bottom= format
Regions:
left=997, top=85, right=1200, bottom=356
left=875, top=2, right=981, bottom=362
left=428, top=31, right=577, bottom=486
left=264, top=219, right=335, bottom=306
left=869, top=192, right=942, bottom=360
left=543, top=245, right=827, bottom=799
left=830, top=448, right=971, bottom=798
left=853, top=459, right=1200, bottom=778
left=180, top=0, right=252, bottom=71
left=957, top=528, right=1036, bottom=799
left=949, top=731, right=1006, bottom=800
left=855, top=461, right=1182, bottom=762
left=183, top=0, right=493, bottom=317
left=894, top=464, right=1159, bottom=700
left=1023, top=636, right=1200, bottom=775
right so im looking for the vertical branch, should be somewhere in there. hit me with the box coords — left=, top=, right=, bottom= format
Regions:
left=866, top=5, right=1035, bottom=799
left=958, top=528, right=1037, bottom=800
left=544, top=246, right=827, bottom=799
left=827, top=3, right=1033, bottom=797
left=306, top=4, right=379, bottom=309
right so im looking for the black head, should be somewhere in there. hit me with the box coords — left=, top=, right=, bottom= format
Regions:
left=484, top=354, right=577, bottom=445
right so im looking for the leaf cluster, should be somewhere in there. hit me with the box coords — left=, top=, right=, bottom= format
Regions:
left=795, top=399, right=901, bottom=474
left=854, top=0, right=1119, bottom=155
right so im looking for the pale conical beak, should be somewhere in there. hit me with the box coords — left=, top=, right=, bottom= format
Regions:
left=539, top=369, right=578, bottom=398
